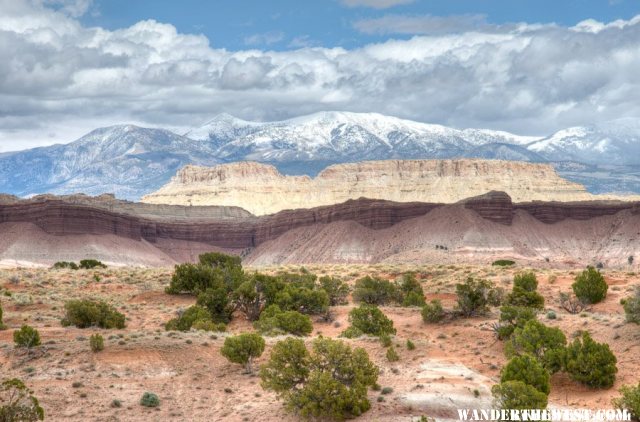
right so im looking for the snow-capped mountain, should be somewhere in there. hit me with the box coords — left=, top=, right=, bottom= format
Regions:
left=186, top=111, right=544, bottom=169
left=0, top=111, right=639, bottom=200
left=528, top=118, right=640, bottom=166
left=0, top=125, right=220, bottom=199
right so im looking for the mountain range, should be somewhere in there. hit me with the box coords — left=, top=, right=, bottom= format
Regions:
left=1, top=111, right=639, bottom=200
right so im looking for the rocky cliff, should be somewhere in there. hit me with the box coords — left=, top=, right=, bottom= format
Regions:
left=141, top=159, right=619, bottom=215
left=2, top=192, right=640, bottom=267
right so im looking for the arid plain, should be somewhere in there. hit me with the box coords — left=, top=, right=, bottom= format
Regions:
left=1, top=263, right=638, bottom=421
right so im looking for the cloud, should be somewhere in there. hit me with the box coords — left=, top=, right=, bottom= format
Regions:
left=340, top=0, right=415, bottom=9
left=244, top=31, right=285, bottom=46
left=353, top=14, right=489, bottom=35
left=2, top=0, right=640, bottom=151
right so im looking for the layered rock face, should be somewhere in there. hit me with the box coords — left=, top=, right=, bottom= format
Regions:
left=3, top=193, right=640, bottom=268
left=141, top=159, right=605, bottom=215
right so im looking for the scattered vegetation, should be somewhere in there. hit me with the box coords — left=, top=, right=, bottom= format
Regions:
left=254, top=305, right=313, bottom=336
left=345, top=305, right=396, bottom=337
left=0, top=378, right=45, bottom=421
left=494, top=305, right=537, bottom=340
left=89, top=333, right=104, bottom=352
left=165, top=305, right=215, bottom=331
left=52, top=261, right=79, bottom=270
left=505, top=320, right=566, bottom=374
left=221, top=333, right=266, bottom=373
left=612, top=382, right=640, bottom=420
left=572, top=266, right=608, bottom=304
left=352, top=276, right=399, bottom=305
left=500, top=354, right=550, bottom=395
left=455, top=278, right=502, bottom=317
left=421, top=299, right=445, bottom=323
left=318, top=276, right=350, bottom=306
left=78, top=259, right=107, bottom=269
left=13, top=325, right=41, bottom=349
left=386, top=346, right=400, bottom=362
left=61, top=299, right=126, bottom=329
left=622, top=287, right=640, bottom=324
left=492, top=260, right=515, bottom=267
left=397, top=273, right=425, bottom=307
left=260, top=337, right=379, bottom=420
left=565, top=331, right=617, bottom=389
left=491, top=380, right=548, bottom=410
left=504, top=272, right=544, bottom=309
left=140, top=392, right=160, bottom=408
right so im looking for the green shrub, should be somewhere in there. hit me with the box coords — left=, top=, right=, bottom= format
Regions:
left=398, top=273, right=425, bottom=307
left=379, top=333, right=392, bottom=347
left=89, top=334, right=104, bottom=352
left=504, top=272, right=545, bottom=310
left=572, top=267, right=608, bottom=304
left=164, top=305, right=211, bottom=331
left=140, top=392, right=160, bottom=408
left=61, top=299, right=126, bottom=329
left=232, top=273, right=283, bottom=321
left=492, top=260, right=515, bottom=267
left=165, top=252, right=245, bottom=295
left=13, top=325, right=41, bottom=349
left=500, top=354, right=550, bottom=395
left=565, top=331, right=617, bottom=389
left=274, top=284, right=329, bottom=315
left=352, top=276, right=399, bottom=305
left=386, top=346, right=399, bottom=362
left=319, top=276, right=350, bottom=306
left=406, top=339, right=416, bottom=350
left=421, top=299, right=445, bottom=323
left=196, top=287, right=233, bottom=323
left=347, top=305, right=396, bottom=337
left=505, top=320, right=566, bottom=373
left=198, top=252, right=241, bottom=270
left=254, top=305, right=313, bottom=336
left=491, top=380, right=548, bottom=410
left=455, top=278, right=502, bottom=317
left=612, top=382, right=640, bottom=421
left=78, top=259, right=107, bottom=269
left=52, top=261, right=79, bottom=270
left=496, top=306, right=537, bottom=340
left=165, top=263, right=225, bottom=295
left=260, top=337, right=378, bottom=420
left=221, top=333, right=265, bottom=373
left=339, top=326, right=364, bottom=339
left=192, top=320, right=226, bottom=332
left=0, top=378, right=45, bottom=421
left=622, top=287, right=640, bottom=324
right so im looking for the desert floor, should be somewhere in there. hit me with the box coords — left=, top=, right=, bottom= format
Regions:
left=0, top=263, right=638, bottom=421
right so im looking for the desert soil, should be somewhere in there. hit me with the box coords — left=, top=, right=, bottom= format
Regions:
left=0, top=263, right=638, bottom=421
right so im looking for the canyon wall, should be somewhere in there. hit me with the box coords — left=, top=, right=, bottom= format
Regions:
left=141, top=159, right=607, bottom=215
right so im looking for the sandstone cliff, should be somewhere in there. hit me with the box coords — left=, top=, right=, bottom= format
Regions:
left=141, top=159, right=615, bottom=215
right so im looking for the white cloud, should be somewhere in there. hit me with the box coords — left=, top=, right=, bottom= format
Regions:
left=1, top=0, right=640, bottom=151
left=340, top=0, right=415, bottom=9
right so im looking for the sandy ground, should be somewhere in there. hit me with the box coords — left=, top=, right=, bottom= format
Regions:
left=0, top=264, right=638, bottom=421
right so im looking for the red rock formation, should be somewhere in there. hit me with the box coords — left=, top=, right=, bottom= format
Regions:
left=2, top=194, right=639, bottom=254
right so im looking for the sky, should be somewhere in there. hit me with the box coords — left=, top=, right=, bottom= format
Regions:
left=1, top=0, right=640, bottom=151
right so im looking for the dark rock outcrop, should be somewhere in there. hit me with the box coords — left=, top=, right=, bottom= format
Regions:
left=463, top=191, right=514, bottom=225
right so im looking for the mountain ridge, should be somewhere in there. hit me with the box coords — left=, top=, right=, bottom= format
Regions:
left=1, top=111, right=639, bottom=200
